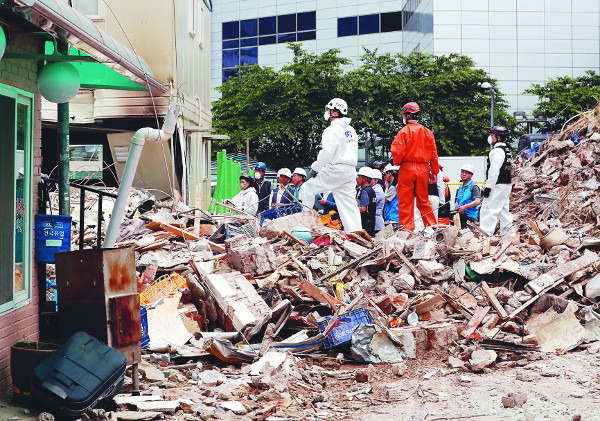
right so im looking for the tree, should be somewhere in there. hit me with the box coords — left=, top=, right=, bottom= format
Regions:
left=212, top=44, right=349, bottom=170
left=212, top=47, right=513, bottom=168
left=524, top=70, right=600, bottom=132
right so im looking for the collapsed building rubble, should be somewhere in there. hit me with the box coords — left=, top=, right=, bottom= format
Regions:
left=40, top=108, right=600, bottom=420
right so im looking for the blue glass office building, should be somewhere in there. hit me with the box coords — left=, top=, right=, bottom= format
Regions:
left=212, top=0, right=600, bottom=113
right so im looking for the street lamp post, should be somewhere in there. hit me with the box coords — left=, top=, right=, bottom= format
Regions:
left=481, top=82, right=495, bottom=126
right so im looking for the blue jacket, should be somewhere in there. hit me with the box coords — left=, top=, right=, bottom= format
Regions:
left=384, top=194, right=399, bottom=223
left=456, top=180, right=480, bottom=220
left=271, top=185, right=294, bottom=206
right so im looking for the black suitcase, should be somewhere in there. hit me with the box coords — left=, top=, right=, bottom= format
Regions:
left=32, top=331, right=127, bottom=416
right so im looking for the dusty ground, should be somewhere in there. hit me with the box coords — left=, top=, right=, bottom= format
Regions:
left=1, top=350, right=598, bottom=421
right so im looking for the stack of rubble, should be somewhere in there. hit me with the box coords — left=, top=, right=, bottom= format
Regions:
left=47, top=108, right=600, bottom=419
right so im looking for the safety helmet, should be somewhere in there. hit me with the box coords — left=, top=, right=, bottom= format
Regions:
left=489, top=125, right=509, bottom=139
left=255, top=162, right=267, bottom=172
left=371, top=160, right=385, bottom=171
left=277, top=168, right=292, bottom=178
left=371, top=168, right=382, bottom=180
left=357, top=167, right=372, bottom=179
left=461, top=163, right=474, bottom=174
left=401, top=102, right=421, bottom=120
left=383, top=164, right=399, bottom=173
left=325, top=98, right=348, bottom=117
left=293, top=167, right=307, bottom=177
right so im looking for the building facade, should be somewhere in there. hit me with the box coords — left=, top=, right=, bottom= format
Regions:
left=211, top=0, right=600, bottom=114
left=42, top=0, right=215, bottom=209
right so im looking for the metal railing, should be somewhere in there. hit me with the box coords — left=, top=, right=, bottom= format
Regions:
left=70, top=183, right=118, bottom=249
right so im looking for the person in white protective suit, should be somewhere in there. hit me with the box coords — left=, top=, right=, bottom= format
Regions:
left=226, top=174, right=259, bottom=215
left=299, top=98, right=362, bottom=232
left=414, top=163, right=445, bottom=231
left=480, top=125, right=514, bottom=236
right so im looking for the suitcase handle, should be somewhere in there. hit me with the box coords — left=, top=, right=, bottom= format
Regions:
left=41, top=381, right=68, bottom=399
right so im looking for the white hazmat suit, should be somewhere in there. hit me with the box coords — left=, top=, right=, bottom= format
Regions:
left=299, top=117, right=362, bottom=232
left=480, top=142, right=513, bottom=236
left=230, top=187, right=259, bottom=216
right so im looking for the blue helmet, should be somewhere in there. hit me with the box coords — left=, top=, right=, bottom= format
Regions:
left=255, top=162, right=267, bottom=172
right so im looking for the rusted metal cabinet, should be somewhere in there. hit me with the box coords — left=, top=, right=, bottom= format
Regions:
left=55, top=247, right=141, bottom=365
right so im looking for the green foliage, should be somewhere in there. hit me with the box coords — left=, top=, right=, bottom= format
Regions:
left=212, top=46, right=513, bottom=168
left=524, top=70, right=600, bottom=131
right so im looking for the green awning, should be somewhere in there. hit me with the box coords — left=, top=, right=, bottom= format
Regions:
left=43, top=42, right=147, bottom=91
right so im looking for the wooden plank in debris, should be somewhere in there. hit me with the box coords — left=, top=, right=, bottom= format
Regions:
left=159, top=222, right=200, bottom=241
left=283, top=230, right=309, bottom=246
left=397, top=252, right=421, bottom=282
left=434, top=287, right=473, bottom=319
left=415, top=294, right=445, bottom=315
left=525, top=252, right=600, bottom=294
left=480, top=281, right=509, bottom=320
left=559, top=278, right=591, bottom=298
left=493, top=241, right=512, bottom=261
left=207, top=240, right=226, bottom=254
left=461, top=306, right=490, bottom=338
left=298, top=280, right=343, bottom=311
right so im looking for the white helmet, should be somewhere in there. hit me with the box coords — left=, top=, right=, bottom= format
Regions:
left=277, top=168, right=292, bottom=178
left=326, top=98, right=348, bottom=115
left=461, top=163, right=474, bottom=174
left=293, top=167, right=307, bottom=177
left=384, top=164, right=399, bottom=173
left=371, top=168, right=382, bottom=180
left=357, top=166, right=372, bottom=178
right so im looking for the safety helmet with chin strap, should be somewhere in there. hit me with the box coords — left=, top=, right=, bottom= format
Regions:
left=489, top=125, right=509, bottom=141
left=401, top=102, right=421, bottom=121
left=325, top=98, right=348, bottom=119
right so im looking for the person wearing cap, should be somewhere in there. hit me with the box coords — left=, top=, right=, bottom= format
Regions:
left=271, top=168, right=295, bottom=206
left=383, top=164, right=399, bottom=226
left=299, top=98, right=361, bottom=232
left=391, top=102, right=439, bottom=231
left=291, top=167, right=307, bottom=201
left=227, top=174, right=259, bottom=215
left=356, top=167, right=377, bottom=236
left=480, top=125, right=513, bottom=236
left=250, top=162, right=272, bottom=213
left=455, top=163, right=481, bottom=227
left=370, top=168, right=385, bottom=233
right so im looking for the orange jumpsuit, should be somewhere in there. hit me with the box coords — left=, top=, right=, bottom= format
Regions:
left=391, top=122, right=439, bottom=230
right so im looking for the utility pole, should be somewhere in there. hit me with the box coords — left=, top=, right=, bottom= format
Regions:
left=57, top=38, right=70, bottom=216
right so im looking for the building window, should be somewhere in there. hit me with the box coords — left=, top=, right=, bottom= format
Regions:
left=259, top=16, right=276, bottom=35
left=241, top=19, right=258, bottom=38
left=0, top=84, right=33, bottom=314
left=278, top=14, right=296, bottom=33
left=222, top=21, right=239, bottom=40
left=198, top=5, right=204, bottom=47
left=240, top=47, right=258, bottom=66
left=188, top=0, right=196, bottom=36
left=297, top=11, right=316, bottom=31
left=69, top=145, right=103, bottom=181
left=221, top=12, right=318, bottom=83
left=338, top=16, right=358, bottom=37
left=381, top=11, right=403, bottom=32
left=359, top=14, right=380, bottom=35
left=69, top=0, right=102, bottom=19
left=338, top=11, right=406, bottom=37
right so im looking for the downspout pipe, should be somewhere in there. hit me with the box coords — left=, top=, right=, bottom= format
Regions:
left=103, top=103, right=181, bottom=248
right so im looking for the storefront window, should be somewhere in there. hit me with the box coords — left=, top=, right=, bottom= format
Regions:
left=0, top=84, right=33, bottom=312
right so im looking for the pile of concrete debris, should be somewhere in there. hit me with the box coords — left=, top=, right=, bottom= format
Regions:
left=47, top=110, right=600, bottom=420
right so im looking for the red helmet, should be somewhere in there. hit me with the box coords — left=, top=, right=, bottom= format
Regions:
left=401, top=102, right=421, bottom=120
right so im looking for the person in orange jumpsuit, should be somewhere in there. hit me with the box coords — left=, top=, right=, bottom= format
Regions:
left=391, top=102, right=439, bottom=231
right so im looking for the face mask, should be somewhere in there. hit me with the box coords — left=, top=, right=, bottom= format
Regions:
left=487, top=135, right=493, bottom=146
left=402, top=117, right=407, bottom=125
left=323, top=110, right=330, bottom=121
left=240, top=183, right=246, bottom=190
left=254, top=172, right=261, bottom=180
